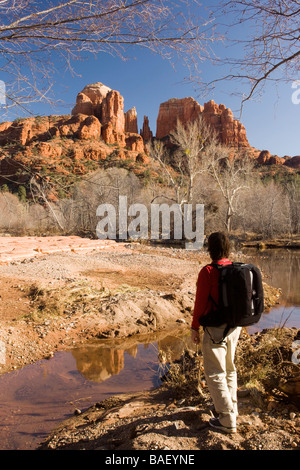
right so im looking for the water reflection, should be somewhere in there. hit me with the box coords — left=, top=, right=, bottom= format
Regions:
left=72, top=330, right=192, bottom=383
left=243, top=248, right=300, bottom=305
left=243, top=248, right=300, bottom=332
left=0, top=329, right=192, bottom=450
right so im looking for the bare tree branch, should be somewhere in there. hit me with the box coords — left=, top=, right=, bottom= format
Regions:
left=202, top=0, right=300, bottom=106
left=0, top=0, right=218, bottom=113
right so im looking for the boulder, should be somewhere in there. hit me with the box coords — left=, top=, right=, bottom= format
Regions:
left=125, top=133, right=144, bottom=153
left=77, top=115, right=101, bottom=140
left=268, top=155, right=283, bottom=165
left=257, top=150, right=284, bottom=166
left=257, top=150, right=272, bottom=165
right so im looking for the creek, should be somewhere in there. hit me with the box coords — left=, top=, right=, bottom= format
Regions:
left=0, top=248, right=299, bottom=450
left=242, top=248, right=300, bottom=333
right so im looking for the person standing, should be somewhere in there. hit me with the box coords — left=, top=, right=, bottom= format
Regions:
left=191, top=232, right=241, bottom=433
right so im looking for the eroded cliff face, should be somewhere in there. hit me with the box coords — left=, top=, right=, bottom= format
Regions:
left=0, top=83, right=148, bottom=194
left=71, top=86, right=251, bottom=150
left=124, top=107, right=138, bottom=134
left=156, top=97, right=203, bottom=140
left=156, top=97, right=250, bottom=148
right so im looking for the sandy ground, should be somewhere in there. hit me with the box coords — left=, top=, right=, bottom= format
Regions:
left=0, top=235, right=298, bottom=451
left=0, top=236, right=205, bottom=375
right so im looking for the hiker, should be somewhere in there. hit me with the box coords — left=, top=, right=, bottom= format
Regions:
left=191, top=232, right=241, bottom=434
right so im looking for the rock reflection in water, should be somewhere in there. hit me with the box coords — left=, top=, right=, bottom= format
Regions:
left=73, top=347, right=125, bottom=383
left=71, top=329, right=192, bottom=383
left=0, top=328, right=191, bottom=450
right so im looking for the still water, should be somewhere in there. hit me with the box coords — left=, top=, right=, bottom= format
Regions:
left=243, top=248, right=300, bottom=333
left=0, top=249, right=299, bottom=450
left=0, top=331, right=191, bottom=450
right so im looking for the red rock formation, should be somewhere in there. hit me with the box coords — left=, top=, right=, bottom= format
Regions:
left=100, top=90, right=125, bottom=146
left=257, top=150, right=272, bottom=165
left=284, top=155, right=300, bottom=169
left=0, top=114, right=101, bottom=147
left=71, top=82, right=112, bottom=118
left=204, top=102, right=249, bottom=148
left=257, top=150, right=284, bottom=166
left=268, top=155, right=283, bottom=165
left=77, top=115, right=101, bottom=140
left=140, top=116, right=153, bottom=142
left=71, top=92, right=94, bottom=116
left=125, top=133, right=144, bottom=153
left=155, top=97, right=249, bottom=148
left=72, top=83, right=126, bottom=146
left=124, top=107, right=138, bottom=134
left=156, top=97, right=203, bottom=139
left=0, top=81, right=297, bottom=194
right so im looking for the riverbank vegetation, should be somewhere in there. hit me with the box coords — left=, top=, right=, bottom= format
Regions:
left=0, top=161, right=299, bottom=243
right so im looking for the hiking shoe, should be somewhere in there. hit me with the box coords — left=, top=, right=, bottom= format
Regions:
left=209, top=406, right=219, bottom=418
left=209, top=417, right=236, bottom=434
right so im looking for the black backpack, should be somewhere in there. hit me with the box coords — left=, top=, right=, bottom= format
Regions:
left=199, top=262, right=264, bottom=341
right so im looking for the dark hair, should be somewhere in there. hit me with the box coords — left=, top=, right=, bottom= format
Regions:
left=207, top=232, right=230, bottom=260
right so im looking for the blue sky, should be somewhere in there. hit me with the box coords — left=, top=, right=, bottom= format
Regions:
left=0, top=3, right=299, bottom=158
left=38, top=51, right=300, bottom=158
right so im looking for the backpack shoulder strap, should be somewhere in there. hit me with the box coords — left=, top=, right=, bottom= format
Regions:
left=207, top=263, right=224, bottom=308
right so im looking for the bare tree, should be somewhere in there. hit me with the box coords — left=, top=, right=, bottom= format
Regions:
left=237, top=179, right=291, bottom=238
left=147, top=139, right=186, bottom=206
left=148, top=116, right=215, bottom=207
left=281, top=176, right=300, bottom=237
left=169, top=116, right=216, bottom=204
left=0, top=0, right=218, bottom=113
left=204, top=145, right=254, bottom=232
left=205, top=0, right=300, bottom=107
left=56, top=167, right=150, bottom=235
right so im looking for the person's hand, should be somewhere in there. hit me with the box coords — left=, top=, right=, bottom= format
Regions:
left=191, top=329, right=200, bottom=344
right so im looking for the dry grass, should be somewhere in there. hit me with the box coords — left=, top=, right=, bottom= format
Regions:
left=235, top=328, right=298, bottom=394
left=26, top=280, right=140, bottom=322
left=161, top=327, right=299, bottom=407
left=160, top=347, right=210, bottom=402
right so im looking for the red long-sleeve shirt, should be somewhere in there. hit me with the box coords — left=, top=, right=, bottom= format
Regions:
left=191, top=258, right=232, bottom=331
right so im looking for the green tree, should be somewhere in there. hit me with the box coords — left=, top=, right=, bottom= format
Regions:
left=1, top=184, right=9, bottom=193
left=17, top=185, right=27, bottom=203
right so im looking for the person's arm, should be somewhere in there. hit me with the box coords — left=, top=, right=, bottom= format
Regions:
left=191, top=328, right=200, bottom=344
left=191, top=266, right=211, bottom=332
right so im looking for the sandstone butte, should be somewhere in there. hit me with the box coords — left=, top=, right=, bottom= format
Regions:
left=0, top=82, right=298, bottom=190
left=156, top=97, right=249, bottom=148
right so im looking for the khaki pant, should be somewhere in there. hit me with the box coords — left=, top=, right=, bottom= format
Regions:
left=202, top=324, right=241, bottom=428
